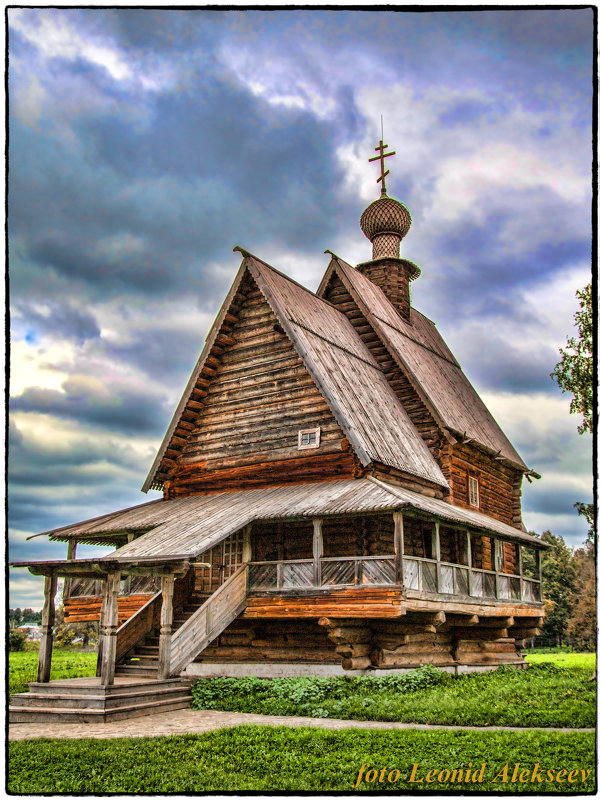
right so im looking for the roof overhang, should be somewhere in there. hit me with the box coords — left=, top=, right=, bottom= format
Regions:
left=10, top=555, right=192, bottom=578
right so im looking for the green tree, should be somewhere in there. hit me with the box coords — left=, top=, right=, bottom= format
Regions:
left=567, top=542, right=596, bottom=650
left=551, top=283, right=593, bottom=435
left=539, top=531, right=577, bottom=644
left=551, top=283, right=594, bottom=541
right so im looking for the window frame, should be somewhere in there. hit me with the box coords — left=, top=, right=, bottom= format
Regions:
left=298, top=426, right=321, bottom=450
left=468, top=475, right=480, bottom=508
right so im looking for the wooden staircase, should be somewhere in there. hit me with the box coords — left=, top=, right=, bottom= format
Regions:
left=116, top=601, right=202, bottom=678
left=9, top=565, right=249, bottom=724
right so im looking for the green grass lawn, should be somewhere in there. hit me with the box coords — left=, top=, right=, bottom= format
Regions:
left=8, top=726, right=595, bottom=793
left=526, top=652, right=596, bottom=671
left=191, top=661, right=596, bottom=728
left=9, top=649, right=98, bottom=697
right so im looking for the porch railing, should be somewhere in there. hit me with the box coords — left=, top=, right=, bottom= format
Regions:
left=248, top=555, right=397, bottom=591
left=248, top=554, right=541, bottom=603
left=66, top=575, right=161, bottom=599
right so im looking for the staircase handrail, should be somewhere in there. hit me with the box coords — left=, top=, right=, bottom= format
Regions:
left=115, top=591, right=162, bottom=664
left=169, top=563, right=248, bottom=677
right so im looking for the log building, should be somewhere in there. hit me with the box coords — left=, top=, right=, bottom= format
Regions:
left=11, top=141, right=547, bottom=721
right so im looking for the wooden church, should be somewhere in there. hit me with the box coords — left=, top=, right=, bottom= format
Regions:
left=11, top=141, right=547, bottom=721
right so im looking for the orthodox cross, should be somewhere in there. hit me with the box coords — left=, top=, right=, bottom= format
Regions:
left=369, top=137, right=396, bottom=196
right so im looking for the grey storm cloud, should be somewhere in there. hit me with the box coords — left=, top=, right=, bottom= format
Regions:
left=14, top=301, right=101, bottom=344
left=7, top=7, right=593, bottom=605
left=10, top=380, right=171, bottom=435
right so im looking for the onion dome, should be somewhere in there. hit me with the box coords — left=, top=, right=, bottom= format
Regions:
left=360, top=194, right=412, bottom=260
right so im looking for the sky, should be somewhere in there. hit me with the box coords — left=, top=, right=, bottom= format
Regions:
left=8, top=7, right=594, bottom=609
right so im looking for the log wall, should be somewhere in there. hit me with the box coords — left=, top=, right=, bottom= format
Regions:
left=193, top=618, right=340, bottom=664
left=195, top=612, right=540, bottom=670
left=169, top=275, right=354, bottom=496
left=446, top=442, right=523, bottom=529
left=64, top=594, right=153, bottom=625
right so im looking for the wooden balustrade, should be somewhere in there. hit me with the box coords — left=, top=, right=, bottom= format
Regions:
left=115, top=592, right=162, bottom=665
left=169, top=563, right=248, bottom=677
left=248, top=553, right=541, bottom=604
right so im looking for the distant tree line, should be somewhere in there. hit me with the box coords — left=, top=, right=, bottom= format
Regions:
left=9, top=608, right=42, bottom=627
left=533, top=531, right=596, bottom=650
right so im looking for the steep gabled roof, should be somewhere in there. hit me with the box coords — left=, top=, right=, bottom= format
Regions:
left=318, top=255, right=527, bottom=470
left=143, top=250, right=448, bottom=492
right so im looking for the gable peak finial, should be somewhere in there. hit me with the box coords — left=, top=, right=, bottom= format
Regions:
left=368, top=121, right=396, bottom=197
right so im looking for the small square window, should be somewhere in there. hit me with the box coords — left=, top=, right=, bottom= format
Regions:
left=298, top=427, right=321, bottom=450
left=468, top=476, right=480, bottom=508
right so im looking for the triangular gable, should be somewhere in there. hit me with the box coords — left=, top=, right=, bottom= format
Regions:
left=144, top=250, right=448, bottom=492
left=318, top=255, right=527, bottom=470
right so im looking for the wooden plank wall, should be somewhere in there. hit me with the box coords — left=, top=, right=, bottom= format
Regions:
left=169, top=275, right=355, bottom=495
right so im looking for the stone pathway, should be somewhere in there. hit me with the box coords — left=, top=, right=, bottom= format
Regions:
left=8, top=709, right=595, bottom=741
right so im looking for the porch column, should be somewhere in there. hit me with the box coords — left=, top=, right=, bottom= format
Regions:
left=433, top=521, right=441, bottom=591
left=242, top=525, right=252, bottom=563
left=536, top=549, right=542, bottom=601
left=393, top=512, right=404, bottom=585
left=312, top=519, right=323, bottom=587
left=466, top=530, right=473, bottom=597
left=64, top=540, right=77, bottom=599
left=37, top=573, right=57, bottom=683
left=158, top=574, right=175, bottom=680
left=518, top=544, right=524, bottom=600
left=100, top=571, right=121, bottom=685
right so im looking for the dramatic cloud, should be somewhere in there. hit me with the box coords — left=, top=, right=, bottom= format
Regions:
left=8, top=8, right=593, bottom=607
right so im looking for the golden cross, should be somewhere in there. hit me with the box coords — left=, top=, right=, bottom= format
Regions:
left=368, top=139, right=396, bottom=195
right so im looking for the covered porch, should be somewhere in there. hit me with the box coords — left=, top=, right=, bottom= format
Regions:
left=11, top=556, right=191, bottom=686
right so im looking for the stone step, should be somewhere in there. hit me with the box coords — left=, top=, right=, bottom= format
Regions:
left=11, top=686, right=190, bottom=711
left=25, top=678, right=187, bottom=696
left=9, top=696, right=191, bottom=724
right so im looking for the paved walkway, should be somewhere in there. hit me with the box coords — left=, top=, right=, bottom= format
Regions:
left=8, top=709, right=595, bottom=741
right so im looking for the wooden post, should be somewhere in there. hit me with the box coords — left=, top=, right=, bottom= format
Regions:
left=242, top=525, right=252, bottom=563
left=100, top=571, right=121, bottom=686
left=64, top=540, right=77, bottom=599
left=158, top=575, right=175, bottom=680
left=393, top=512, right=404, bottom=585
left=433, top=522, right=441, bottom=591
left=465, top=530, right=472, bottom=597
left=518, top=544, right=524, bottom=600
left=536, top=549, right=542, bottom=601
left=37, top=573, right=57, bottom=683
left=313, top=519, right=323, bottom=588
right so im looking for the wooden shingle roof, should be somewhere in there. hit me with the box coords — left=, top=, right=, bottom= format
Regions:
left=35, top=479, right=547, bottom=558
left=319, top=255, right=527, bottom=470
left=143, top=251, right=448, bottom=492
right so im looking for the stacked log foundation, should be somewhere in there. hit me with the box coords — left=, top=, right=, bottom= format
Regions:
left=193, top=612, right=540, bottom=670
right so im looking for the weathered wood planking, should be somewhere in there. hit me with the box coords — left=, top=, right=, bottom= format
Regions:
left=64, top=593, right=155, bottom=624
left=319, top=255, right=526, bottom=471
left=245, top=587, right=405, bottom=618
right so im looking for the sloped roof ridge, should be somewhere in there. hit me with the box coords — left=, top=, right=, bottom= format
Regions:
left=320, top=254, right=527, bottom=471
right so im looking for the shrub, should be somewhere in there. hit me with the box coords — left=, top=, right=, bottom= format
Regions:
left=8, top=631, right=26, bottom=652
left=54, top=624, right=76, bottom=647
